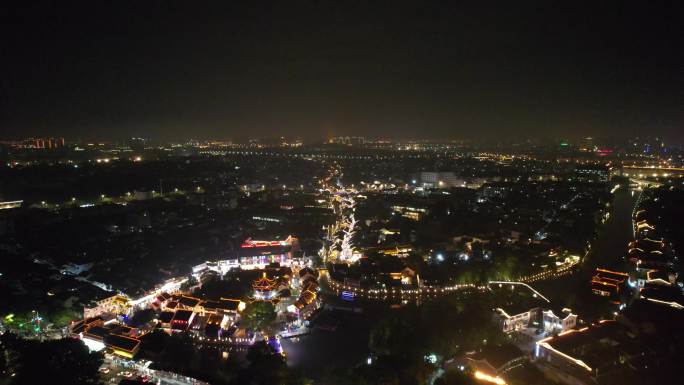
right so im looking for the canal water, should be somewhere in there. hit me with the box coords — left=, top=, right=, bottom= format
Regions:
left=280, top=295, right=389, bottom=377
left=583, top=185, right=639, bottom=271
left=533, top=185, right=639, bottom=320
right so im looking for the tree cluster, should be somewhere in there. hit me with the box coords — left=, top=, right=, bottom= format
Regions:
left=324, top=292, right=505, bottom=385
left=0, top=333, right=103, bottom=385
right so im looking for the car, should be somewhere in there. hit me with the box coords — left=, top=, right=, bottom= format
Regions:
left=98, top=367, right=111, bottom=374
left=136, top=375, right=150, bottom=383
left=120, top=371, right=133, bottom=378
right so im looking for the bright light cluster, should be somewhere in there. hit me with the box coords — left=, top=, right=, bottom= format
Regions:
left=474, top=370, right=506, bottom=384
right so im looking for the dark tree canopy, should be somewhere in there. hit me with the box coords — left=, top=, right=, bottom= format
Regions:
left=0, top=333, right=103, bottom=385
left=229, top=341, right=310, bottom=385
left=241, top=301, right=277, bottom=332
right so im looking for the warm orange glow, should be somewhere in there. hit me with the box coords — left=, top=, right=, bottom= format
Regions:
left=112, top=348, right=134, bottom=359
left=595, top=268, right=628, bottom=277
left=474, top=371, right=506, bottom=384
left=591, top=279, right=618, bottom=288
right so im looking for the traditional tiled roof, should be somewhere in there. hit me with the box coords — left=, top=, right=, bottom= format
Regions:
left=253, top=272, right=277, bottom=291
left=178, top=295, right=201, bottom=308
left=105, top=334, right=140, bottom=353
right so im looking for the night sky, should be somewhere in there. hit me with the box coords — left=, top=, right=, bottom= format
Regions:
left=1, top=1, right=682, bottom=141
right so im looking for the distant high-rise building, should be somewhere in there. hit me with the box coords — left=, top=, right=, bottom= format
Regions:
left=416, top=171, right=465, bottom=188
left=579, top=136, right=594, bottom=152
left=329, top=136, right=365, bottom=146
left=0, top=137, right=65, bottom=149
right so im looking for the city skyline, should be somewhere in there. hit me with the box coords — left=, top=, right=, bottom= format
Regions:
left=2, top=1, right=682, bottom=141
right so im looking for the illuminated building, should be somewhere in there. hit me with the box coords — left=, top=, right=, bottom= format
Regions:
left=192, top=236, right=301, bottom=276
left=202, top=298, right=246, bottom=316
left=495, top=306, right=577, bottom=336
left=162, top=300, right=179, bottom=312
left=634, top=220, right=655, bottom=237
left=535, top=300, right=684, bottom=385
left=238, top=237, right=297, bottom=268
left=177, top=295, right=202, bottom=311
left=574, top=164, right=610, bottom=182
left=373, top=244, right=413, bottom=258
left=158, top=311, right=174, bottom=329
left=328, top=136, right=365, bottom=146
left=578, top=136, right=594, bottom=152
left=490, top=282, right=576, bottom=338
left=415, top=171, right=459, bottom=188
left=161, top=294, right=245, bottom=320
left=295, top=267, right=318, bottom=287
left=105, top=334, right=141, bottom=359
left=0, top=200, right=22, bottom=210
left=628, top=238, right=668, bottom=270
left=69, top=317, right=103, bottom=337
left=83, top=294, right=131, bottom=319
left=81, top=324, right=112, bottom=351
left=292, top=268, right=319, bottom=318
left=391, top=205, right=428, bottom=221
left=70, top=318, right=141, bottom=358
left=293, top=282, right=318, bottom=320
left=151, top=292, right=173, bottom=309
left=253, top=272, right=278, bottom=300
left=590, top=268, right=628, bottom=298
left=594, top=147, right=614, bottom=157
left=0, top=137, right=65, bottom=149
left=642, top=268, right=675, bottom=286
left=639, top=283, right=684, bottom=309
left=171, top=310, right=195, bottom=331
left=240, top=236, right=295, bottom=248
left=535, top=322, right=617, bottom=384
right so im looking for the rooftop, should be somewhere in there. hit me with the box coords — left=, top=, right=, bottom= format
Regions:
left=544, top=320, right=629, bottom=371
left=253, top=272, right=277, bottom=291
left=84, top=325, right=110, bottom=340
left=104, top=334, right=140, bottom=353
left=172, top=310, right=194, bottom=323
left=158, top=311, right=174, bottom=323
left=178, top=295, right=201, bottom=308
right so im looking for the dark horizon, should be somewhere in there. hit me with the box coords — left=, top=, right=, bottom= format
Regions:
left=1, top=1, right=682, bottom=142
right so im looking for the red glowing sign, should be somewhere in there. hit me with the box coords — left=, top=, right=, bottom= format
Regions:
left=596, top=148, right=613, bottom=157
